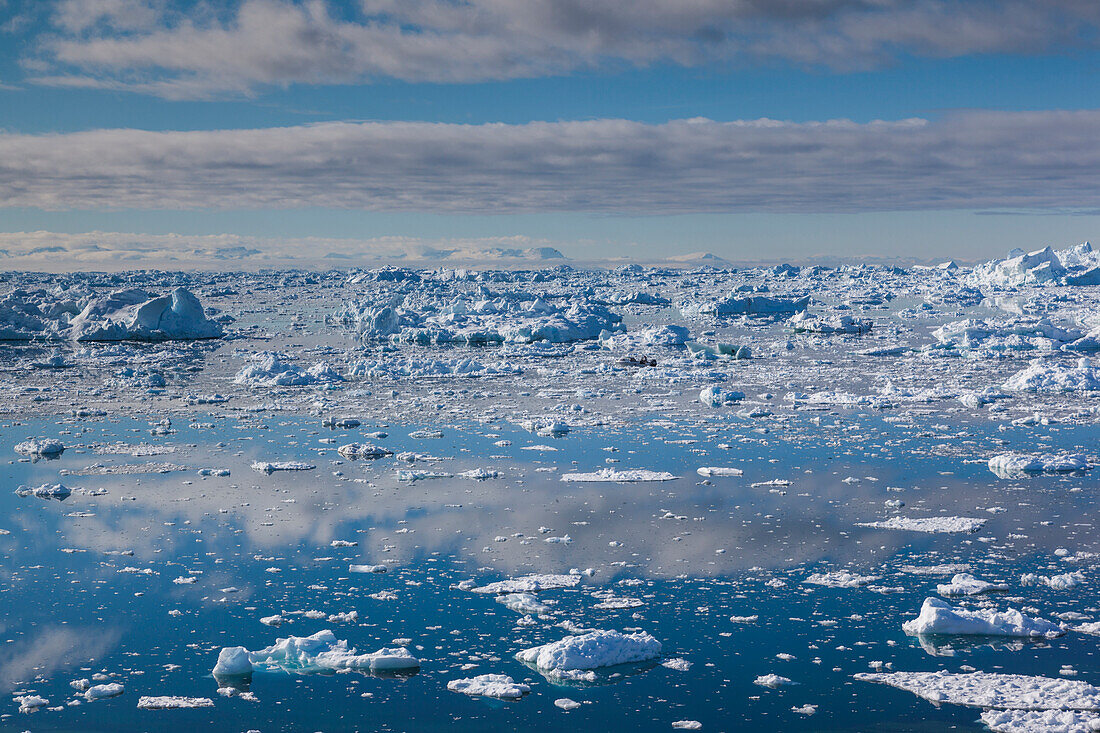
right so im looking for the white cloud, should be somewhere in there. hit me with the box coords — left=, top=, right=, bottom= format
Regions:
left=2, top=112, right=1100, bottom=214
left=27, top=0, right=1100, bottom=97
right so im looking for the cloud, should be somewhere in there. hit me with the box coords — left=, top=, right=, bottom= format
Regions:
left=27, top=0, right=1100, bottom=97
left=0, top=625, right=121, bottom=690
left=3, top=111, right=1100, bottom=214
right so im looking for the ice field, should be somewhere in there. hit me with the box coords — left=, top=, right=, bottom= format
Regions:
left=4, top=244, right=1100, bottom=731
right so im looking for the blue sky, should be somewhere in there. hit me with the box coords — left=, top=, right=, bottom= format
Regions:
left=3, top=0, right=1100, bottom=265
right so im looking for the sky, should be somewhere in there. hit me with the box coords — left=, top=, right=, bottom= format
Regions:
left=2, top=0, right=1100, bottom=268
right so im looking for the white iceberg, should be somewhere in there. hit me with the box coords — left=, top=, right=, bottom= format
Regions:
left=515, top=630, right=662, bottom=680
left=447, top=674, right=530, bottom=699
left=902, top=597, right=1063, bottom=638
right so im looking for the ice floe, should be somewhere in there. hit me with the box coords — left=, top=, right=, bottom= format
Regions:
left=515, top=630, right=662, bottom=681
left=902, top=597, right=1064, bottom=638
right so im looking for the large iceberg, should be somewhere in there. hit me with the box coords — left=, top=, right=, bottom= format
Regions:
left=70, top=288, right=223, bottom=341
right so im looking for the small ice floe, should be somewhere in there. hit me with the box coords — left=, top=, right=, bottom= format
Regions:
left=696, top=467, right=743, bottom=477
left=1022, top=571, right=1085, bottom=590
left=196, top=468, right=230, bottom=477
left=699, top=386, right=745, bottom=407
left=250, top=461, right=315, bottom=473
left=856, top=516, right=986, bottom=533
left=754, top=674, right=795, bottom=688
left=260, top=615, right=285, bottom=627
left=349, top=564, right=387, bottom=574
left=395, top=469, right=453, bottom=481
left=902, top=597, right=1064, bottom=638
left=791, top=705, right=817, bottom=715
left=671, top=721, right=702, bottom=730
left=470, top=574, right=582, bottom=594
left=803, top=570, right=880, bottom=588
left=662, top=658, right=692, bottom=671
left=15, top=694, right=48, bottom=712
left=84, top=683, right=124, bottom=701
left=685, top=341, right=750, bottom=360
left=788, top=311, right=872, bottom=335
left=216, top=631, right=419, bottom=675
left=560, top=468, right=677, bottom=483
left=515, top=629, right=662, bottom=681
left=497, top=593, right=550, bottom=615
left=337, top=443, right=393, bottom=459
left=936, top=574, right=1009, bottom=596
left=988, top=452, right=1090, bottom=478
left=900, top=564, right=971, bottom=576
left=980, top=709, right=1100, bottom=733
left=15, top=483, right=73, bottom=500
left=854, top=670, right=1100, bottom=711
left=458, top=468, right=500, bottom=480
left=322, top=417, right=361, bottom=428
left=555, top=698, right=581, bottom=710
left=137, top=696, right=213, bottom=709
left=447, top=674, right=530, bottom=699
left=15, top=438, right=65, bottom=457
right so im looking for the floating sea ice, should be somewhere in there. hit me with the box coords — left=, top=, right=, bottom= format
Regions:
left=447, top=674, right=530, bottom=699
left=856, top=516, right=986, bottom=533
left=555, top=698, right=581, bottom=710
left=336, top=443, right=393, bottom=459
left=84, top=683, right=124, bottom=701
left=15, top=483, right=72, bottom=500
left=980, top=709, right=1100, bottom=733
left=250, top=461, right=315, bottom=473
left=685, top=341, right=751, bottom=360
left=14, top=438, right=65, bottom=456
left=989, top=452, right=1090, bottom=478
left=803, top=570, right=880, bottom=588
left=137, top=696, right=214, bottom=710
left=699, top=386, right=745, bottom=407
left=15, top=694, right=48, bottom=712
left=497, top=593, right=550, bottom=615
left=1003, top=358, right=1100, bottom=393
left=901, top=597, right=1064, bottom=638
left=515, top=630, right=662, bottom=681
left=197, top=468, right=230, bottom=477
left=234, top=352, right=343, bottom=388
left=754, top=674, right=795, bottom=688
left=458, top=468, right=500, bottom=480
left=471, top=574, right=582, bottom=594
left=349, top=564, right=387, bottom=574
left=70, top=288, right=223, bottom=341
left=788, top=311, right=872, bottom=335
left=854, top=670, right=1100, bottom=710
left=1022, top=571, right=1085, bottom=590
left=671, top=721, right=702, bottom=730
left=244, top=630, right=420, bottom=674
left=936, top=573, right=1010, bottom=596
left=560, top=468, right=677, bottom=483
left=696, top=467, right=743, bottom=477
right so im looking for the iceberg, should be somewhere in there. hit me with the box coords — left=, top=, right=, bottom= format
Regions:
left=515, top=630, right=662, bottom=680
left=447, top=674, right=530, bottom=699
left=902, top=597, right=1064, bottom=638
